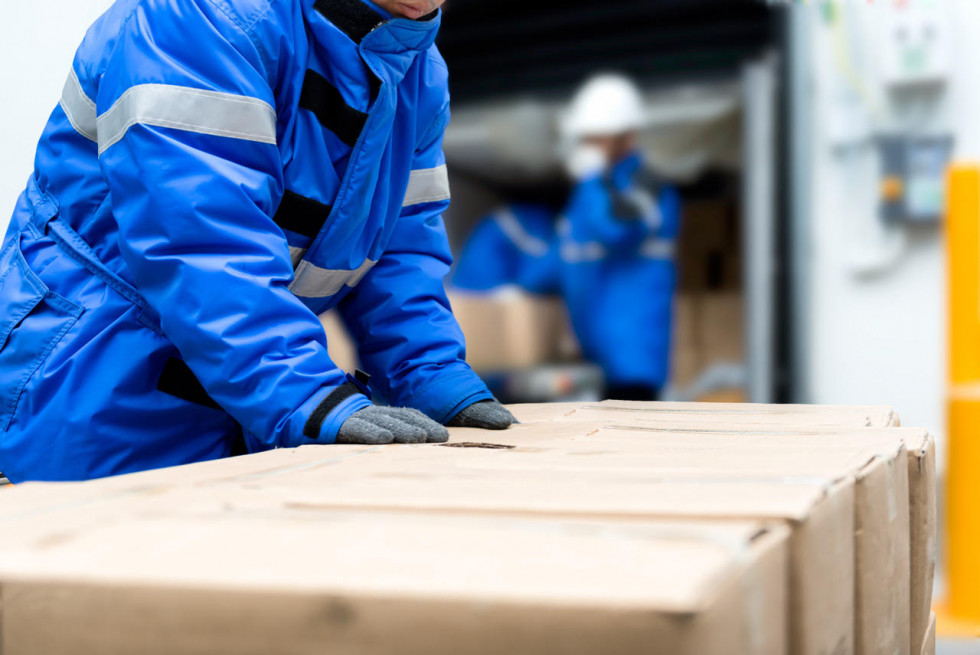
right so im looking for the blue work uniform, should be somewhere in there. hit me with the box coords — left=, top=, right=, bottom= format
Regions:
left=559, top=153, right=681, bottom=393
left=452, top=204, right=560, bottom=295
left=0, top=0, right=492, bottom=482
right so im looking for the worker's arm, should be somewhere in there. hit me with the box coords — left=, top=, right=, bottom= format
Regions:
left=566, top=174, right=661, bottom=247
left=97, top=0, right=369, bottom=448
left=338, top=100, right=496, bottom=424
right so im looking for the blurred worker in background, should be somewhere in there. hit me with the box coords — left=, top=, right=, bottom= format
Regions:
left=453, top=204, right=561, bottom=295
left=0, top=0, right=516, bottom=483
left=559, top=74, right=682, bottom=401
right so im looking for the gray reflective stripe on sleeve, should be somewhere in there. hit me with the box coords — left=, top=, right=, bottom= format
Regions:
left=60, top=68, right=98, bottom=143
left=560, top=241, right=606, bottom=263
left=289, top=247, right=307, bottom=268
left=290, top=258, right=377, bottom=298
left=639, top=238, right=676, bottom=260
left=557, top=214, right=606, bottom=263
left=97, top=84, right=278, bottom=155
left=627, top=188, right=662, bottom=230
left=494, top=208, right=549, bottom=257
left=402, top=165, right=450, bottom=207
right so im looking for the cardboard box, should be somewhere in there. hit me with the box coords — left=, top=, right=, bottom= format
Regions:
left=671, top=343, right=702, bottom=388
left=502, top=405, right=917, bottom=655
left=0, top=496, right=789, bottom=655
left=172, top=450, right=858, bottom=655
left=540, top=401, right=937, bottom=652
left=432, top=420, right=912, bottom=655
left=700, top=292, right=743, bottom=363
left=0, top=439, right=848, bottom=655
left=0, top=400, right=924, bottom=655
left=678, top=200, right=740, bottom=293
left=919, top=613, right=935, bottom=655
left=184, top=428, right=916, bottom=655
left=907, top=434, right=937, bottom=655
left=448, top=290, right=568, bottom=371
left=670, top=292, right=744, bottom=390
left=518, top=400, right=928, bottom=654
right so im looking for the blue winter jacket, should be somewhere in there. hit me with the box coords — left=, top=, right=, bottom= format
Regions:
left=452, top=204, right=560, bottom=295
left=0, top=0, right=492, bottom=482
left=560, top=153, right=681, bottom=389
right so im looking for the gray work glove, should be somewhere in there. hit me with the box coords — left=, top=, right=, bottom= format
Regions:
left=338, top=406, right=450, bottom=445
left=447, top=400, right=517, bottom=430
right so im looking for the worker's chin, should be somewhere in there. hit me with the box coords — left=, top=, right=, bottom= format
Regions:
left=393, top=3, right=429, bottom=19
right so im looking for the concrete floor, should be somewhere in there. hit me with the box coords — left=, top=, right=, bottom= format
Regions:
left=938, top=640, right=980, bottom=654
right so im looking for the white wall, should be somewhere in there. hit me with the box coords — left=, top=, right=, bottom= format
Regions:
left=949, top=1, right=980, bottom=161
left=803, top=0, right=980, bottom=470
left=0, top=2, right=113, bottom=228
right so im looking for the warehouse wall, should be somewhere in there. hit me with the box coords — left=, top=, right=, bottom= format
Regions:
left=803, top=0, right=980, bottom=470
left=0, top=1, right=113, bottom=229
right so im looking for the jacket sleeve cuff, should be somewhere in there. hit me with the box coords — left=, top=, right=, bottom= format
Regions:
left=404, top=367, right=495, bottom=425
left=285, top=387, right=372, bottom=447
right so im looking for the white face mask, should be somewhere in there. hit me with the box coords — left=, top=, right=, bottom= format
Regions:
left=564, top=144, right=609, bottom=181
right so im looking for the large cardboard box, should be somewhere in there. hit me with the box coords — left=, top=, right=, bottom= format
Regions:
left=670, top=292, right=744, bottom=390
left=164, top=426, right=915, bottom=655
left=699, top=292, right=744, bottom=364
left=435, top=419, right=913, bottom=655
left=0, top=400, right=924, bottom=655
left=1, top=442, right=849, bottom=655
left=448, top=290, right=568, bottom=371
left=0, top=490, right=789, bottom=655
left=508, top=400, right=932, bottom=654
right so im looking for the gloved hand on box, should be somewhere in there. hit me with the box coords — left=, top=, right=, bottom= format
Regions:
left=337, top=399, right=517, bottom=445
left=338, top=406, right=450, bottom=445
left=447, top=400, right=517, bottom=430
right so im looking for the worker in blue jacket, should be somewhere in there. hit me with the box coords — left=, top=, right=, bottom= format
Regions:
left=559, top=75, right=681, bottom=401
left=0, top=0, right=516, bottom=483
left=452, top=204, right=561, bottom=295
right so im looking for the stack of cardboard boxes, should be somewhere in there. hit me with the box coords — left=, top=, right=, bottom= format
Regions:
left=672, top=198, right=743, bottom=392
left=0, top=401, right=935, bottom=655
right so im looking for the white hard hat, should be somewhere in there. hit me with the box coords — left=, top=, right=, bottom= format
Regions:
left=562, top=74, right=646, bottom=140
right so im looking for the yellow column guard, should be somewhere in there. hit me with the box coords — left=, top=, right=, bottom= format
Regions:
left=937, top=165, right=980, bottom=637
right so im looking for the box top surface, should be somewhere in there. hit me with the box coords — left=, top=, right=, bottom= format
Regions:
left=509, top=402, right=901, bottom=428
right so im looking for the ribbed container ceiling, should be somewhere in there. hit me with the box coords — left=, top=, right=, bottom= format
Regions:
left=437, top=0, right=775, bottom=103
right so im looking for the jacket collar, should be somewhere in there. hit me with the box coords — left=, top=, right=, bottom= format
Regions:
left=314, top=0, right=441, bottom=53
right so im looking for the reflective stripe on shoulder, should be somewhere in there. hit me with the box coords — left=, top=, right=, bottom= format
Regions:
left=494, top=208, right=549, bottom=257
left=60, top=68, right=98, bottom=143
left=290, top=258, right=377, bottom=298
left=97, top=84, right=277, bottom=155
left=403, top=165, right=450, bottom=207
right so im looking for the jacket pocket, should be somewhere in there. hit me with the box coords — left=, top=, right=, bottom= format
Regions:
left=0, top=236, right=83, bottom=430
